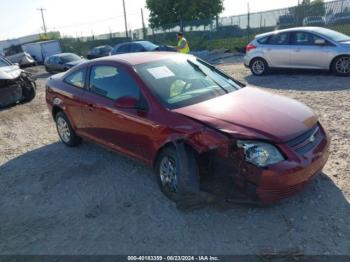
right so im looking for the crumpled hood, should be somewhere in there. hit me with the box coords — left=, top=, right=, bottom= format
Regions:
left=0, top=65, right=22, bottom=80
left=174, top=87, right=318, bottom=142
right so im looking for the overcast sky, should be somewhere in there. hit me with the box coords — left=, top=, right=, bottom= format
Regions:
left=0, top=0, right=301, bottom=40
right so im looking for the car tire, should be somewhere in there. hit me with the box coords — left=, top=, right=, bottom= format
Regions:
left=21, top=75, right=36, bottom=103
left=250, top=58, right=269, bottom=76
left=55, top=111, right=82, bottom=147
left=22, top=84, right=36, bottom=103
left=332, top=56, right=350, bottom=76
left=155, top=144, right=200, bottom=203
left=45, top=67, right=52, bottom=74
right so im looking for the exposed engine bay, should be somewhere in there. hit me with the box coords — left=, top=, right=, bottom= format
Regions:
left=0, top=58, right=36, bottom=108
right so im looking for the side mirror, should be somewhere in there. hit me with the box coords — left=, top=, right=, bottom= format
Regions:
left=114, top=96, right=139, bottom=109
left=315, top=39, right=326, bottom=46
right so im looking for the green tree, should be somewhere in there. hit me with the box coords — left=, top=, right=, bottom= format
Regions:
left=146, top=0, right=224, bottom=30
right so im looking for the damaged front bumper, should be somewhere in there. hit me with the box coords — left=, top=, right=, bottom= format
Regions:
left=0, top=72, right=36, bottom=108
left=199, top=123, right=330, bottom=204
left=234, top=124, right=331, bottom=203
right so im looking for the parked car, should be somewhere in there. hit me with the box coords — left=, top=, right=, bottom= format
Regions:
left=245, top=27, right=350, bottom=76
left=0, top=56, right=36, bottom=108
left=303, top=16, right=325, bottom=26
left=87, top=45, right=113, bottom=60
left=111, top=41, right=176, bottom=55
left=5, top=52, right=36, bottom=68
left=328, top=12, right=350, bottom=25
left=46, top=52, right=330, bottom=204
left=44, top=53, right=85, bottom=73
left=276, top=15, right=295, bottom=29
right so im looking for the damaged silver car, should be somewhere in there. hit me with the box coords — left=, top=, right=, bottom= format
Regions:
left=0, top=56, right=36, bottom=108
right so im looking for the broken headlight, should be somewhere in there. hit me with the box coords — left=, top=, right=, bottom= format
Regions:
left=237, top=140, right=284, bottom=167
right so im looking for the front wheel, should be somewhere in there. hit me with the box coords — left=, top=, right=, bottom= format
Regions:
left=55, top=111, right=81, bottom=147
left=250, top=58, right=269, bottom=76
left=155, top=144, right=200, bottom=204
left=21, top=74, right=36, bottom=103
left=332, top=56, right=350, bottom=76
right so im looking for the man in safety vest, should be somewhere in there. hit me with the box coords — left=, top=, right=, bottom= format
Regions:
left=176, top=32, right=190, bottom=54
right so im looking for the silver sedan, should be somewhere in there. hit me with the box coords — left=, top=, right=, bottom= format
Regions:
left=244, top=27, right=350, bottom=76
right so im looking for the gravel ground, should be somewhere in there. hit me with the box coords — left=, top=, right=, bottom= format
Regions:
left=0, top=64, right=349, bottom=255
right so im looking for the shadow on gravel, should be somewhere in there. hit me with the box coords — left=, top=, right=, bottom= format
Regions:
left=1, top=142, right=350, bottom=254
left=245, top=69, right=350, bottom=91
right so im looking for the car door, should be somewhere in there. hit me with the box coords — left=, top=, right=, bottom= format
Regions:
left=52, top=56, right=62, bottom=72
left=290, top=31, right=334, bottom=69
left=263, top=32, right=291, bottom=68
left=116, top=44, right=130, bottom=54
left=130, top=43, right=146, bottom=53
left=80, top=63, right=154, bottom=162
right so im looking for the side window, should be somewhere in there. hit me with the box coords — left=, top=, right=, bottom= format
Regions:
left=117, top=44, right=130, bottom=53
left=53, top=57, right=61, bottom=64
left=268, top=33, right=290, bottom=45
left=291, top=32, right=326, bottom=46
left=64, top=69, right=86, bottom=88
left=89, top=65, right=140, bottom=100
left=130, top=44, right=145, bottom=52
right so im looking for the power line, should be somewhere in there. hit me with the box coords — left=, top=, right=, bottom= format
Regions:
left=48, top=13, right=139, bottom=30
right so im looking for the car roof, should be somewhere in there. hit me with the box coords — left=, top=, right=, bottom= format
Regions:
left=94, top=45, right=111, bottom=49
left=255, top=26, right=324, bottom=38
left=52, top=53, right=77, bottom=57
left=85, top=52, right=189, bottom=66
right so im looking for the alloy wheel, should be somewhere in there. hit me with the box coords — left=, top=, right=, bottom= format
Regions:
left=159, top=156, right=178, bottom=193
left=336, top=57, right=350, bottom=74
left=252, top=60, right=265, bottom=75
left=57, top=117, right=71, bottom=143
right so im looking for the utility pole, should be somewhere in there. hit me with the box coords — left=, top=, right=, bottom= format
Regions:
left=37, top=8, right=47, bottom=37
left=122, top=0, right=129, bottom=39
left=247, top=1, right=250, bottom=43
left=141, top=8, right=147, bottom=40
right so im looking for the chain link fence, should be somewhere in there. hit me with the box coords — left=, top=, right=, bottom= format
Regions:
left=142, top=0, right=350, bottom=51
left=60, top=0, right=350, bottom=55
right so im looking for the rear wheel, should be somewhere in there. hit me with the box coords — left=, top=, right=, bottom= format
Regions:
left=332, top=56, right=350, bottom=76
left=55, top=111, right=81, bottom=147
left=250, top=58, right=269, bottom=76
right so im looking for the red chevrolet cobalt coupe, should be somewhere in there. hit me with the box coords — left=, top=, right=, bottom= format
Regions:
left=46, top=52, right=330, bottom=204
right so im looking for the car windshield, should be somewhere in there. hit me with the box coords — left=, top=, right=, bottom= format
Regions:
left=0, top=57, right=11, bottom=67
left=60, top=54, right=81, bottom=63
left=314, top=28, right=350, bottom=42
left=135, top=57, right=241, bottom=109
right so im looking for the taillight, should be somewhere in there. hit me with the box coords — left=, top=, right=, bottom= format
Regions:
left=246, top=44, right=257, bottom=53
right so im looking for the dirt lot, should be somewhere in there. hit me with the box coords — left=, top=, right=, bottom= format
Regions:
left=0, top=64, right=349, bottom=255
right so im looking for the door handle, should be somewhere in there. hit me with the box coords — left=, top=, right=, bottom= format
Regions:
left=88, top=104, right=95, bottom=111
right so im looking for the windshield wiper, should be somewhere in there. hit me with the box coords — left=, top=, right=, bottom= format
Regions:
left=196, top=58, right=245, bottom=88
left=187, top=59, right=228, bottom=94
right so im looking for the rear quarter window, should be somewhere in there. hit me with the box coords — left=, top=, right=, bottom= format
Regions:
left=257, top=36, right=269, bottom=44
left=64, top=69, right=86, bottom=88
